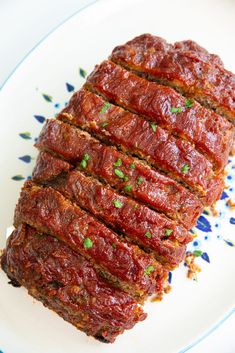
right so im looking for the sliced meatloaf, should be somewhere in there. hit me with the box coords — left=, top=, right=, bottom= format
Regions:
left=35, top=119, right=207, bottom=229
left=32, top=151, right=190, bottom=268
left=14, top=181, right=167, bottom=299
left=86, top=61, right=234, bottom=172
left=110, top=34, right=235, bottom=123
left=1, top=224, right=146, bottom=343
left=36, top=119, right=223, bottom=209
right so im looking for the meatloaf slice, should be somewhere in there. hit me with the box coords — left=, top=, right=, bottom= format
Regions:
left=33, top=151, right=72, bottom=182
left=86, top=61, right=234, bottom=172
left=32, top=153, right=190, bottom=268
left=110, top=34, right=235, bottom=123
left=35, top=119, right=205, bottom=229
left=59, top=88, right=233, bottom=173
left=14, top=181, right=167, bottom=299
left=1, top=224, right=146, bottom=342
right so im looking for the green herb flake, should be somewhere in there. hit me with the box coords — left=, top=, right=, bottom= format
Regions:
left=112, top=243, right=117, bottom=249
left=165, top=229, right=173, bottom=236
left=80, top=159, right=87, bottom=169
left=130, top=163, right=136, bottom=169
left=34, top=233, right=44, bottom=238
left=144, top=265, right=155, bottom=276
left=114, top=158, right=122, bottom=167
left=181, top=164, right=190, bottom=174
left=185, top=99, right=194, bottom=108
left=193, top=250, right=203, bottom=257
left=137, top=177, right=144, bottom=185
left=102, top=122, right=108, bottom=127
left=113, top=199, right=123, bottom=208
left=170, top=107, right=183, bottom=113
left=134, top=204, right=139, bottom=209
left=83, top=237, right=93, bottom=249
left=80, top=153, right=90, bottom=169
left=99, top=102, right=111, bottom=114
left=124, top=176, right=129, bottom=182
left=114, top=169, right=125, bottom=179
left=150, top=123, right=157, bottom=132
left=83, top=153, right=90, bottom=161
left=145, top=231, right=152, bottom=239
left=124, top=184, right=132, bottom=192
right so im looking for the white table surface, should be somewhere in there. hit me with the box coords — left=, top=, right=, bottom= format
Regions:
left=0, top=1, right=234, bottom=352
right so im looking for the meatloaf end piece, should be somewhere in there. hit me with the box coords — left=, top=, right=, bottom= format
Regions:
left=1, top=224, right=146, bottom=343
left=110, top=34, right=235, bottom=123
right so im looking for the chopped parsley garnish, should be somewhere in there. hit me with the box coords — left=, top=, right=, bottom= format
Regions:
left=185, top=99, right=194, bottom=108
left=114, top=169, right=125, bottom=179
left=124, top=184, right=132, bottom=192
left=181, top=164, right=190, bottom=174
left=137, top=177, right=144, bottom=185
left=113, top=199, right=123, bottom=208
left=83, top=237, right=93, bottom=249
left=102, top=122, right=108, bottom=127
left=124, top=176, right=129, bottom=182
left=134, top=204, right=139, bottom=209
left=114, top=158, right=122, bottom=167
left=145, top=231, right=152, bottom=239
left=112, top=243, right=117, bottom=249
left=150, top=123, right=157, bottom=132
left=34, top=233, right=44, bottom=238
left=99, top=102, right=111, bottom=114
left=80, top=153, right=90, bottom=169
left=144, top=265, right=155, bottom=276
left=165, top=229, right=173, bottom=236
left=130, top=163, right=136, bottom=169
left=193, top=250, right=202, bottom=257
left=170, top=107, right=183, bottom=113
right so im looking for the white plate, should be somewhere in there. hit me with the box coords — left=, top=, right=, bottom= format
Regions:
left=0, top=0, right=235, bottom=352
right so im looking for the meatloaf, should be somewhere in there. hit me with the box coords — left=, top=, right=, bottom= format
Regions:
left=1, top=224, right=146, bottom=343
left=110, top=34, right=235, bottom=123
left=1, top=34, right=234, bottom=343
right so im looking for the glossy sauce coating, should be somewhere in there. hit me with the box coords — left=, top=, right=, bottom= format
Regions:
left=1, top=224, right=146, bottom=342
left=14, top=181, right=166, bottom=298
left=33, top=153, right=190, bottom=268
left=87, top=60, right=234, bottom=172
left=35, top=119, right=205, bottom=229
left=110, top=34, right=235, bottom=123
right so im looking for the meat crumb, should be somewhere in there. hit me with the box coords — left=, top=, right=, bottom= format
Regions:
left=184, top=252, right=201, bottom=281
left=226, top=198, right=235, bottom=210
left=151, top=284, right=172, bottom=302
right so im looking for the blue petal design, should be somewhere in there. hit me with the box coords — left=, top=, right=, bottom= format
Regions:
left=42, top=93, right=53, bottom=102
left=66, top=82, right=74, bottom=92
left=27, top=175, right=32, bottom=180
left=201, top=252, right=210, bottom=263
left=168, top=272, right=172, bottom=284
left=220, top=191, right=229, bottom=200
left=196, top=215, right=212, bottom=232
left=79, top=68, right=87, bottom=78
left=230, top=217, right=235, bottom=225
left=224, top=239, right=235, bottom=247
left=12, top=175, right=25, bottom=181
left=19, top=155, right=32, bottom=163
left=19, top=132, right=31, bottom=140
left=34, top=115, right=45, bottom=123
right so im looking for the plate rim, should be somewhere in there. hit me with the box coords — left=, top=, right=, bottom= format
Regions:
left=1, top=0, right=234, bottom=351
